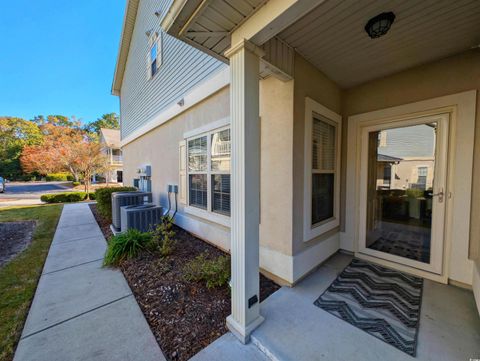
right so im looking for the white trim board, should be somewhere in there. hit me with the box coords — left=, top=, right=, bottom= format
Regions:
left=183, top=117, right=230, bottom=139
left=121, top=67, right=230, bottom=147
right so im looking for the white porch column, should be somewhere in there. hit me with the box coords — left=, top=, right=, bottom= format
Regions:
left=225, top=39, right=264, bottom=344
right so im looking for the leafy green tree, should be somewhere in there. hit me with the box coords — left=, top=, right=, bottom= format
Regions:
left=83, top=113, right=119, bottom=137
left=0, top=117, right=43, bottom=179
left=32, top=114, right=81, bottom=129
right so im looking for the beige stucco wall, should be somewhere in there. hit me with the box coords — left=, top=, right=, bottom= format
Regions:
left=292, top=53, right=342, bottom=256
left=343, top=50, right=480, bottom=291
left=123, top=87, right=231, bottom=249
left=122, top=77, right=297, bottom=282
left=259, top=76, right=294, bottom=257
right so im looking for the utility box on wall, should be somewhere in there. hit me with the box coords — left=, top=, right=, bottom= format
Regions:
left=136, top=165, right=152, bottom=192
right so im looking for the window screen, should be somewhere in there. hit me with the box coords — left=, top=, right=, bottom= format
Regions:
left=189, top=174, right=207, bottom=209
left=186, top=128, right=231, bottom=216
left=212, top=174, right=230, bottom=216
left=311, top=116, right=336, bottom=226
left=188, top=136, right=207, bottom=172
left=211, top=129, right=231, bottom=172
left=312, top=117, right=336, bottom=171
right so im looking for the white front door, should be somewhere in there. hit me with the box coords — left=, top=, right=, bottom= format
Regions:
left=357, top=113, right=449, bottom=275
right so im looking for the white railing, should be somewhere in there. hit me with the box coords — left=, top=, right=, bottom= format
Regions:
left=111, top=155, right=123, bottom=164
left=212, top=141, right=231, bottom=156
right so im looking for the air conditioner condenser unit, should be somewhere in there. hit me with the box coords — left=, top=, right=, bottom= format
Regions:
left=120, top=204, right=163, bottom=233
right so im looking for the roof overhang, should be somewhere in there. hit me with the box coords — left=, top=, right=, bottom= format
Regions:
left=161, top=0, right=272, bottom=63
left=112, top=0, right=140, bottom=96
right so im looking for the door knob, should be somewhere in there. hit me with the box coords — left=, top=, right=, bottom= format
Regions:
left=430, top=188, right=444, bottom=203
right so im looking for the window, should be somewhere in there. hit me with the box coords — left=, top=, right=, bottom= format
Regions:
left=148, top=33, right=161, bottom=78
left=417, top=166, right=428, bottom=186
left=383, top=165, right=391, bottom=185
left=187, top=127, right=231, bottom=217
left=311, top=117, right=336, bottom=224
left=303, top=98, right=341, bottom=242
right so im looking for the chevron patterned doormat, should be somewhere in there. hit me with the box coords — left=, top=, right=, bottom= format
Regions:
left=314, top=259, right=423, bottom=356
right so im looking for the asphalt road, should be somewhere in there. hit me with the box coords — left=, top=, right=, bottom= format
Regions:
left=3, top=182, right=71, bottom=195
left=0, top=182, right=72, bottom=206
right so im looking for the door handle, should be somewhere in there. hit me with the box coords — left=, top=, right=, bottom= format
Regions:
left=430, top=188, right=444, bottom=203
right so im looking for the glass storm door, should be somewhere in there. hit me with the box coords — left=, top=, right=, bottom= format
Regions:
left=358, top=114, right=449, bottom=274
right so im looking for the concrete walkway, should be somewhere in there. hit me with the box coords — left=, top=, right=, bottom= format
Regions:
left=193, top=253, right=480, bottom=361
left=14, top=203, right=165, bottom=361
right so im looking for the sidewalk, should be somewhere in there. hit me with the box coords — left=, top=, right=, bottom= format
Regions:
left=14, top=203, right=165, bottom=361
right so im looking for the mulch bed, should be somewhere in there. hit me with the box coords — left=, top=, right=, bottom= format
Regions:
left=89, top=204, right=113, bottom=239
left=0, top=221, right=36, bottom=268
left=89, top=203, right=280, bottom=361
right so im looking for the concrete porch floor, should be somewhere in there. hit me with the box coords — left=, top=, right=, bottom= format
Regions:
left=192, top=253, right=480, bottom=361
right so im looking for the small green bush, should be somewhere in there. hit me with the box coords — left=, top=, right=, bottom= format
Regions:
left=40, top=192, right=95, bottom=203
left=406, top=188, right=424, bottom=198
left=95, top=186, right=137, bottom=221
left=183, top=253, right=231, bottom=289
left=72, top=181, right=81, bottom=187
left=45, top=172, right=72, bottom=182
left=151, top=216, right=176, bottom=256
left=103, top=229, right=153, bottom=266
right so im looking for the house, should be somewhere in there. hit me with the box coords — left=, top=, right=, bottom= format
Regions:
left=99, top=128, right=123, bottom=183
left=112, top=0, right=480, bottom=358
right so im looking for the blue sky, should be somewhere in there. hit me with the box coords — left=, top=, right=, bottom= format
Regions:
left=0, top=0, right=125, bottom=125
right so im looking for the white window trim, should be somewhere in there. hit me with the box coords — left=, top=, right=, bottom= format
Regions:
left=303, top=97, right=342, bottom=242
left=184, top=121, right=231, bottom=228
left=147, top=32, right=162, bottom=80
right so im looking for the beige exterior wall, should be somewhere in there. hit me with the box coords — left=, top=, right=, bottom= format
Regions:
left=292, top=53, right=342, bottom=256
left=259, top=77, right=294, bottom=256
left=122, top=77, right=297, bottom=283
left=123, top=87, right=231, bottom=250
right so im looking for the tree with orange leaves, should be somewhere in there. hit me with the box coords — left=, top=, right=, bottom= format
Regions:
left=20, top=124, right=108, bottom=197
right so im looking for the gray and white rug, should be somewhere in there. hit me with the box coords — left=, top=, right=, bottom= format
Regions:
left=314, top=259, right=423, bottom=356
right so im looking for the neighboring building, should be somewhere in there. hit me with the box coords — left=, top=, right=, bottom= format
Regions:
left=99, top=128, right=123, bottom=183
left=113, top=0, right=480, bottom=348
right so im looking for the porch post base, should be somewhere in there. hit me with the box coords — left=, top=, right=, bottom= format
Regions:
left=226, top=314, right=264, bottom=344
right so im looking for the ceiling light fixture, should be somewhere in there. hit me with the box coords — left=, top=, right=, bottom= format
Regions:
left=365, top=12, right=396, bottom=39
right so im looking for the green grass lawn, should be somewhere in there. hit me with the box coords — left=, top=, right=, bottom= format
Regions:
left=0, top=204, right=63, bottom=361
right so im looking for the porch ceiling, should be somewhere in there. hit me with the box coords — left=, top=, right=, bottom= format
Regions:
left=164, top=0, right=480, bottom=88
left=278, top=0, right=480, bottom=88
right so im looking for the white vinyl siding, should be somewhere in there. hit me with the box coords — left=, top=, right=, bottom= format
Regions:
left=120, top=0, right=225, bottom=139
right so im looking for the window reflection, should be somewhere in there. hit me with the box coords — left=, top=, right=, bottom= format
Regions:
left=366, top=123, right=436, bottom=264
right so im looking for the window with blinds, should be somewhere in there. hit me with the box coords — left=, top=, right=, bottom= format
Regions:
left=186, top=127, right=231, bottom=216
left=311, top=116, right=336, bottom=225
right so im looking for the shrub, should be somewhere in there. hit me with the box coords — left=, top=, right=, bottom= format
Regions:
left=72, top=181, right=81, bottom=187
left=103, top=229, right=153, bottom=266
left=40, top=192, right=95, bottom=203
left=405, top=188, right=424, bottom=198
left=151, top=216, right=176, bottom=256
left=45, top=172, right=72, bottom=182
left=95, top=186, right=137, bottom=221
left=183, top=253, right=231, bottom=289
